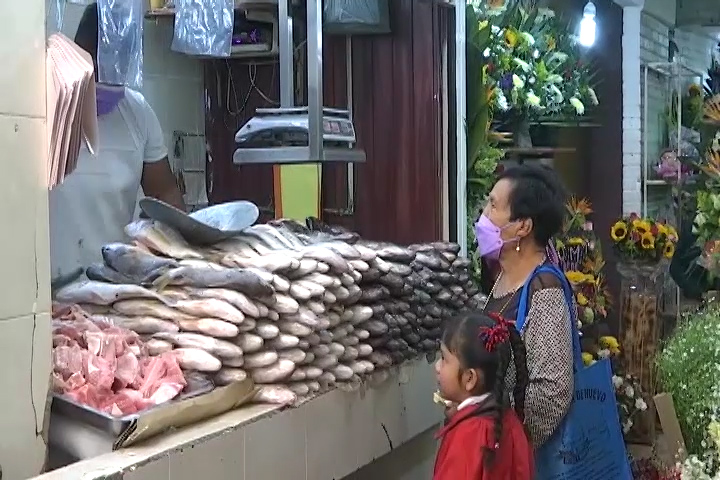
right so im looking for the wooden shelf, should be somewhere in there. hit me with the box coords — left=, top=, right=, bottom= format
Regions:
left=145, top=7, right=175, bottom=17
left=646, top=179, right=671, bottom=186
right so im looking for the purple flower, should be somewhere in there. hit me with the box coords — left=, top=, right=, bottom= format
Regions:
left=499, top=73, right=513, bottom=91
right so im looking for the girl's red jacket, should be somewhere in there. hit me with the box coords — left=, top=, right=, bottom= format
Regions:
left=433, top=405, right=534, bottom=480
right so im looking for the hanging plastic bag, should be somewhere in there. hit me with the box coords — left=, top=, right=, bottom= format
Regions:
left=171, top=0, right=234, bottom=58
left=47, top=0, right=67, bottom=35
left=96, top=0, right=144, bottom=88
left=323, top=0, right=390, bottom=35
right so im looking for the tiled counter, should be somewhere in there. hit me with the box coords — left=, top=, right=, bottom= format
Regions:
left=34, top=358, right=441, bottom=480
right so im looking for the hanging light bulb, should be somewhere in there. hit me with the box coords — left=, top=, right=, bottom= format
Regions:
left=579, top=1, right=596, bottom=47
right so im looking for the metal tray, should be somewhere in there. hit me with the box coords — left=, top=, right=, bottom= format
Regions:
left=139, top=198, right=259, bottom=245
left=51, top=384, right=215, bottom=439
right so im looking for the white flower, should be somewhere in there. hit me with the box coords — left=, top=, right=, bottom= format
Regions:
left=597, top=349, right=611, bottom=359
left=570, top=97, right=585, bottom=115
left=612, top=375, right=623, bottom=388
left=625, top=386, right=635, bottom=398
left=622, top=418, right=633, bottom=433
left=549, top=85, right=564, bottom=103
left=512, top=74, right=525, bottom=89
left=483, top=48, right=490, bottom=57
left=528, top=76, right=536, bottom=85
left=491, top=25, right=501, bottom=34
left=588, top=87, right=599, bottom=106
left=526, top=91, right=541, bottom=108
left=521, top=32, right=535, bottom=46
left=513, top=58, right=531, bottom=72
left=496, top=91, right=509, bottom=111
left=635, top=398, right=648, bottom=411
left=533, top=49, right=540, bottom=59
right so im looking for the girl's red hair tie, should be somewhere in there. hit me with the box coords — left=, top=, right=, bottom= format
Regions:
left=479, top=313, right=511, bottom=352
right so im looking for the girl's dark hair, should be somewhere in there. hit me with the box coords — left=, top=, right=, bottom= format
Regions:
left=497, top=164, right=567, bottom=247
left=441, top=312, right=529, bottom=466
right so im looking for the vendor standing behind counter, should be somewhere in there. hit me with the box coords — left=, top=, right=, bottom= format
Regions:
left=50, top=3, right=185, bottom=281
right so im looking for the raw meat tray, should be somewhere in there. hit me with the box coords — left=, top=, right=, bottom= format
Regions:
left=48, top=379, right=256, bottom=463
left=51, top=384, right=214, bottom=442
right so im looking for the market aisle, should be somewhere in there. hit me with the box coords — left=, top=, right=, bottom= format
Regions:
left=0, top=0, right=53, bottom=478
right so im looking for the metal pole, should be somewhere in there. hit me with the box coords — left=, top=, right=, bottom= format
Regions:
left=307, top=0, right=324, bottom=161
left=278, top=0, right=294, bottom=108
left=346, top=36, right=355, bottom=212
left=455, top=0, right=468, bottom=256
left=642, top=64, right=649, bottom=218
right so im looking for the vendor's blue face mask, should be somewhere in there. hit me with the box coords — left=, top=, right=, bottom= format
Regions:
left=96, top=83, right=125, bottom=116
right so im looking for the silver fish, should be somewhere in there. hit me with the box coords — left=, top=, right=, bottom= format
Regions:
left=85, top=263, right=135, bottom=285
left=152, top=265, right=274, bottom=297
left=125, top=219, right=203, bottom=260
left=101, top=242, right=178, bottom=280
left=55, top=280, right=171, bottom=306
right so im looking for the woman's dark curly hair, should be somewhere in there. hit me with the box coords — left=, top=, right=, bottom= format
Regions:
left=441, top=312, right=530, bottom=467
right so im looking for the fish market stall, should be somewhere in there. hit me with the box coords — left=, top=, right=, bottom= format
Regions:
left=40, top=200, right=484, bottom=478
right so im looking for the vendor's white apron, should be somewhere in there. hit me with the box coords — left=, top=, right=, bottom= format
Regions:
left=49, top=102, right=144, bottom=281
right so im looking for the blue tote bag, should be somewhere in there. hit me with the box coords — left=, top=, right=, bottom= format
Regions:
left=515, top=265, right=632, bottom=480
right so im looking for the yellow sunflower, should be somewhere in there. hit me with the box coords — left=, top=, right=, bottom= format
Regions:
left=632, top=219, right=652, bottom=234
left=599, top=336, right=621, bottom=355
left=610, top=221, right=628, bottom=241
left=565, top=271, right=586, bottom=284
left=582, top=352, right=595, bottom=366
left=504, top=28, right=519, bottom=48
left=640, top=232, right=655, bottom=249
left=576, top=292, right=589, bottom=306
left=664, top=242, right=675, bottom=258
left=567, top=237, right=586, bottom=246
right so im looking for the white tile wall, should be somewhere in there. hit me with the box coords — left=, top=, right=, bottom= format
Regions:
left=0, top=0, right=53, bottom=479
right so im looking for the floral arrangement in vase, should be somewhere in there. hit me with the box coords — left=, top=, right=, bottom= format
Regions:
left=610, top=213, right=678, bottom=264
left=556, top=198, right=611, bottom=328
left=469, top=4, right=599, bottom=123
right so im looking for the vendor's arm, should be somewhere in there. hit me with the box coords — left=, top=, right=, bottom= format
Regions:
left=142, top=159, right=185, bottom=211
left=139, top=96, right=186, bottom=211
left=522, top=287, right=574, bottom=447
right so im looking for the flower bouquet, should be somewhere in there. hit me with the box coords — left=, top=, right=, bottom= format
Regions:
left=556, top=198, right=611, bottom=329
left=610, top=214, right=678, bottom=265
left=470, top=4, right=598, bottom=123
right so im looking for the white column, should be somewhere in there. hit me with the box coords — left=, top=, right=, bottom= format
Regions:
left=614, top=0, right=645, bottom=215
left=455, top=0, right=468, bottom=256
left=0, top=0, right=52, bottom=479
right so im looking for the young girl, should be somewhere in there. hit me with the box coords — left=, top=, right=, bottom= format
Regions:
left=433, top=312, right=533, bottom=480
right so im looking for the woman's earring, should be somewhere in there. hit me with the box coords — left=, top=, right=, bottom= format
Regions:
left=516, top=242, right=521, bottom=252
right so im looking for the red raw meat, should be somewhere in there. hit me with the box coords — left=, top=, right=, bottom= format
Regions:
left=51, top=304, right=187, bottom=417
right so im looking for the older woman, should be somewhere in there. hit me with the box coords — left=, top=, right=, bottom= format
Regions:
left=477, top=164, right=573, bottom=448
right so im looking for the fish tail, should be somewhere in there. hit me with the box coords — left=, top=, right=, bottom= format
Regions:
left=151, top=272, right=172, bottom=292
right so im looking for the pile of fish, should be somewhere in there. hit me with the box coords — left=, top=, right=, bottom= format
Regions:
left=55, top=216, right=484, bottom=404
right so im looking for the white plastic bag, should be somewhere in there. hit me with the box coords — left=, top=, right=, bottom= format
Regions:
left=171, top=0, right=234, bottom=58
left=324, top=0, right=390, bottom=34
left=96, top=0, right=144, bottom=88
